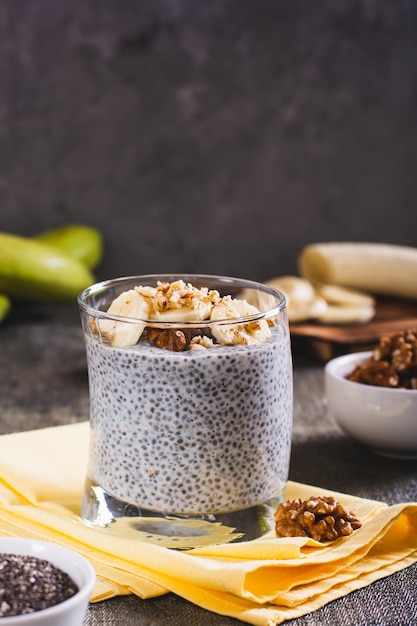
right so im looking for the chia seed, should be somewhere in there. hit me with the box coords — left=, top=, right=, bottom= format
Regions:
left=0, top=553, right=79, bottom=617
left=84, top=322, right=293, bottom=516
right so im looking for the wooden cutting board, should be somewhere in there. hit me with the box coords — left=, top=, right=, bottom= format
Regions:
left=290, top=297, right=417, bottom=362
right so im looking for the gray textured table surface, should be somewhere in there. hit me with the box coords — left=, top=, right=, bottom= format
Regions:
left=1, top=302, right=416, bottom=625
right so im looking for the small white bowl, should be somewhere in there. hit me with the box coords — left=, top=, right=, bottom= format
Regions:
left=0, top=538, right=95, bottom=625
left=325, top=351, right=417, bottom=459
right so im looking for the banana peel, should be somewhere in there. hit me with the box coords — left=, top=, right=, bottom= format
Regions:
left=34, top=224, right=103, bottom=270
left=0, top=293, right=11, bottom=322
left=0, top=231, right=94, bottom=301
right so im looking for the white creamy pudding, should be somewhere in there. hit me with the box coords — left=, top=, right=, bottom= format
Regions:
left=85, top=323, right=292, bottom=515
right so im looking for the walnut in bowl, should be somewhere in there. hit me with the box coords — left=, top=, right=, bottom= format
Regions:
left=347, top=329, right=417, bottom=390
left=325, top=350, right=417, bottom=460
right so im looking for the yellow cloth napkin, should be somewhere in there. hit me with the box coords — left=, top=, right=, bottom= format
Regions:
left=0, top=421, right=416, bottom=626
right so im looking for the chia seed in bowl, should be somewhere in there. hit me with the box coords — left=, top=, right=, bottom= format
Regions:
left=0, top=553, right=78, bottom=617
left=0, top=538, right=96, bottom=625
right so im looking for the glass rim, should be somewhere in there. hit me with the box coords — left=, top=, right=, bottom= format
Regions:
left=78, top=273, right=287, bottom=327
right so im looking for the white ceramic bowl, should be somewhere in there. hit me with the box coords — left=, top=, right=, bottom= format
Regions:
left=325, top=351, right=417, bottom=459
left=0, top=538, right=95, bottom=625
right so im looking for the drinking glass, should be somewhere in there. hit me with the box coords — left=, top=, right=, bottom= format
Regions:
left=78, top=274, right=293, bottom=549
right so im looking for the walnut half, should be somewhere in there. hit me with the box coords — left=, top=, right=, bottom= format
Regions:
left=144, top=328, right=188, bottom=351
left=274, top=496, right=362, bottom=542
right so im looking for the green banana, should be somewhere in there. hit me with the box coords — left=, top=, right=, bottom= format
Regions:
left=0, top=293, right=11, bottom=321
left=34, top=224, right=103, bottom=270
left=0, top=232, right=94, bottom=301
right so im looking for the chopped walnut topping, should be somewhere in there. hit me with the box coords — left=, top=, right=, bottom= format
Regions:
left=135, top=280, right=221, bottom=317
left=88, top=316, right=98, bottom=334
left=190, top=335, right=215, bottom=350
left=347, top=328, right=417, bottom=389
left=274, top=496, right=362, bottom=542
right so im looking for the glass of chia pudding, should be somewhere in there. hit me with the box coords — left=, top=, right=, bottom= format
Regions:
left=78, top=274, right=293, bottom=549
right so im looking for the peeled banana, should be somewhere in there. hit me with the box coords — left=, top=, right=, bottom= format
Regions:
left=299, top=242, right=417, bottom=299
left=0, top=232, right=94, bottom=301
left=34, top=224, right=103, bottom=270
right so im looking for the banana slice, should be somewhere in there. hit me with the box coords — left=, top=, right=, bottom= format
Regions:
left=315, top=303, right=375, bottom=324
left=316, top=284, right=375, bottom=308
left=263, top=275, right=377, bottom=324
left=210, top=298, right=271, bottom=345
left=288, top=294, right=328, bottom=323
left=264, top=276, right=328, bottom=323
left=264, top=275, right=316, bottom=305
left=99, top=289, right=150, bottom=348
left=150, top=301, right=213, bottom=322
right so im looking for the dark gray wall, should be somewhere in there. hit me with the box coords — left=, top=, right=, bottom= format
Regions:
left=1, top=0, right=416, bottom=283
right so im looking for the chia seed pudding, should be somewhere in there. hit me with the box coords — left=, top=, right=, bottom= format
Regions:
left=79, top=275, right=293, bottom=535
left=85, top=324, right=292, bottom=515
